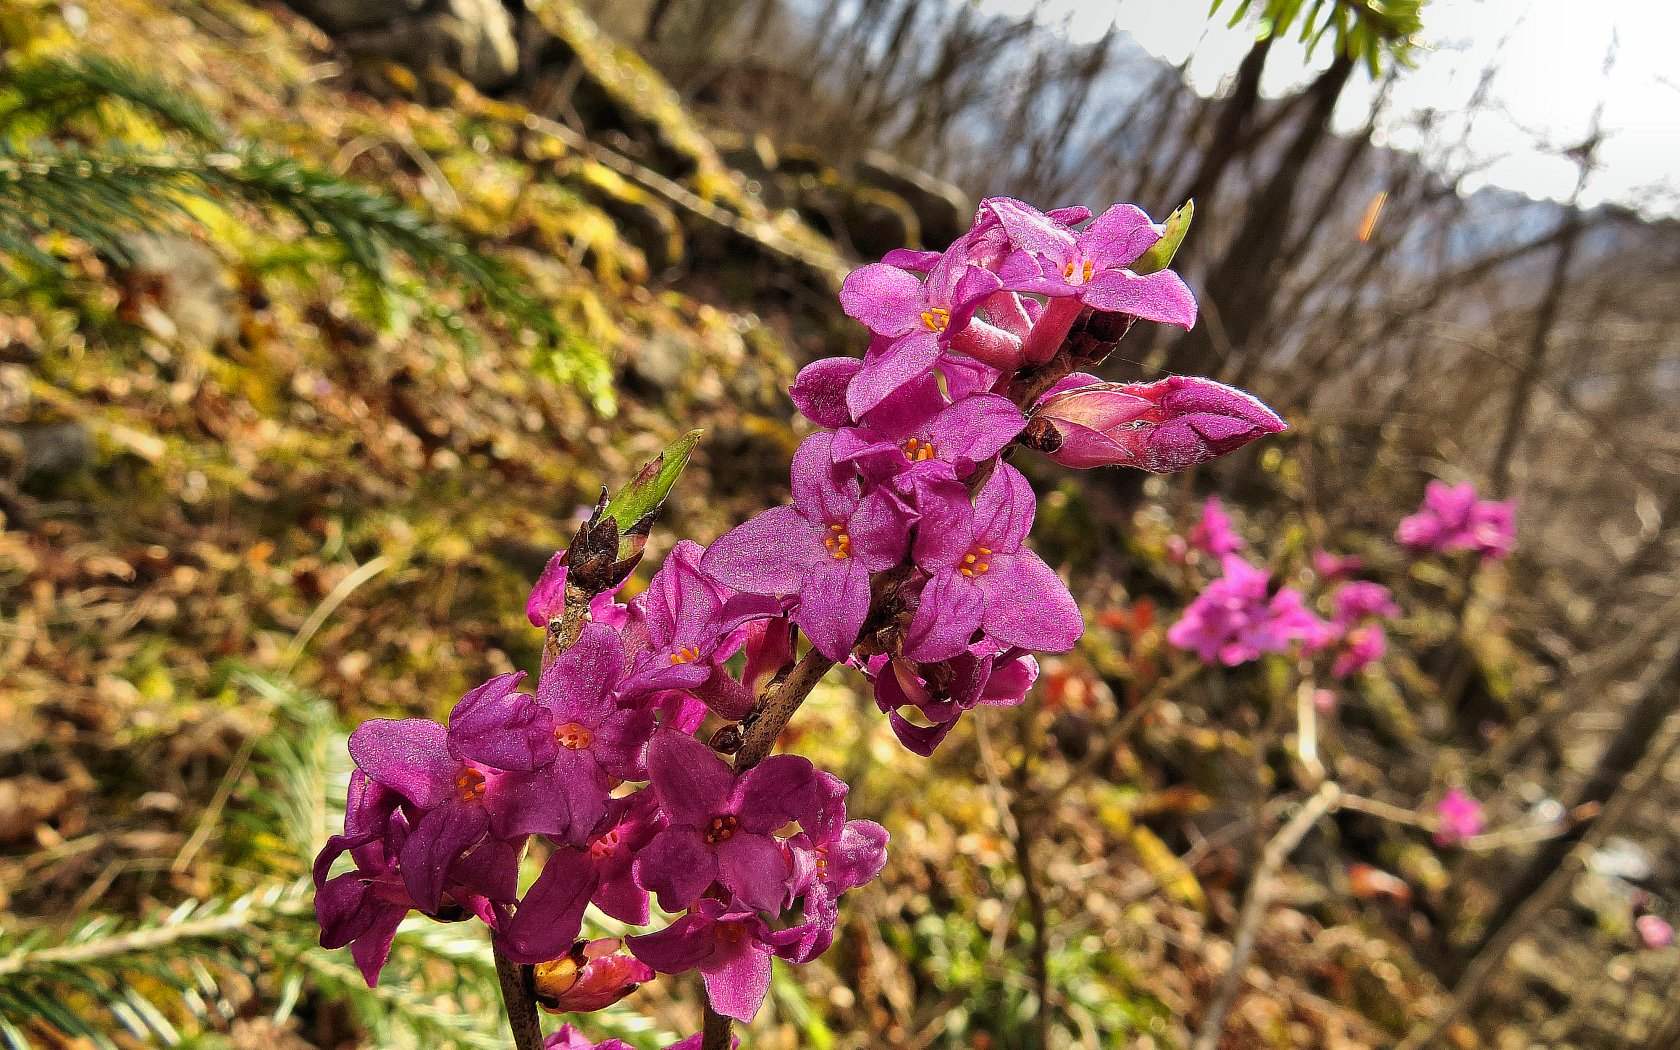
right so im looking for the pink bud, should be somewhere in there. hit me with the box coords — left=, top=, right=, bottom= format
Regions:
left=1031, top=375, right=1285, bottom=472
left=526, top=549, right=568, bottom=627
left=1637, top=914, right=1674, bottom=950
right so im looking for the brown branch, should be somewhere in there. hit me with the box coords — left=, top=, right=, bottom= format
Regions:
left=494, top=945, right=545, bottom=1050
left=1190, top=782, right=1342, bottom=1050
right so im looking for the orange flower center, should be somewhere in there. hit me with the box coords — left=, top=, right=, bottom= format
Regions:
left=903, top=436, right=937, bottom=462
left=814, top=844, right=829, bottom=878
left=454, top=766, right=487, bottom=802
left=704, top=814, right=740, bottom=844
left=959, top=545, right=994, bottom=578
left=669, top=646, right=702, bottom=665
left=555, top=722, right=594, bottom=750
left=1062, top=259, right=1095, bottom=285
left=920, top=307, right=950, bottom=333
left=823, top=523, right=852, bottom=560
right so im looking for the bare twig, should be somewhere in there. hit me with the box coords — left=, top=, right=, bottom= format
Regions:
left=1189, top=781, right=1342, bottom=1050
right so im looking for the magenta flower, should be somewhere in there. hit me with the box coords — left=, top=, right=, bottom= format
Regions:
left=586, top=790, right=662, bottom=925
left=1167, top=556, right=1332, bottom=666
left=988, top=197, right=1195, bottom=362
left=1188, top=496, right=1245, bottom=556
left=870, top=645, right=1038, bottom=755
left=1312, top=550, right=1364, bottom=580
left=904, top=462, right=1082, bottom=662
left=495, top=624, right=653, bottom=847
left=1331, top=624, right=1387, bottom=679
left=1332, top=581, right=1399, bottom=627
left=533, top=938, right=653, bottom=1013
left=619, top=539, right=778, bottom=714
left=839, top=239, right=1018, bottom=416
left=1031, top=375, right=1285, bottom=473
left=627, top=897, right=779, bottom=1022
left=347, top=676, right=548, bottom=912
left=778, top=774, right=889, bottom=963
left=702, top=432, right=910, bottom=661
left=1397, top=481, right=1516, bottom=560
left=313, top=772, right=414, bottom=985
left=545, top=1027, right=632, bottom=1050
left=832, top=375, right=1024, bottom=497
left=496, top=847, right=598, bottom=964
left=634, top=731, right=812, bottom=913
left=1433, top=788, right=1485, bottom=846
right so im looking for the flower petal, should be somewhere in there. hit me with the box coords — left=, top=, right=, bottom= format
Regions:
left=904, top=571, right=986, bottom=662
left=733, top=754, right=816, bottom=833
left=793, top=556, right=871, bottom=661
left=703, top=944, right=773, bottom=1023
left=972, top=462, right=1036, bottom=552
left=978, top=549, right=1083, bottom=654
left=633, top=825, right=718, bottom=913
left=627, top=911, right=720, bottom=974
left=1078, top=203, right=1161, bottom=269
left=400, top=801, right=489, bottom=913
left=646, top=730, right=735, bottom=826
left=496, top=848, right=597, bottom=964
left=717, top=831, right=792, bottom=912
left=450, top=672, right=554, bottom=773
left=701, top=506, right=823, bottom=596
left=540, top=622, right=625, bottom=726
left=847, top=331, right=941, bottom=418
left=839, top=262, right=925, bottom=336
left=348, top=719, right=454, bottom=809
left=1080, top=268, right=1197, bottom=329
left=789, top=356, right=862, bottom=428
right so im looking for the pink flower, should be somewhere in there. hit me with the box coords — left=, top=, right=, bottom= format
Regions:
left=1433, top=788, right=1485, bottom=846
left=1397, top=481, right=1516, bottom=560
left=627, top=898, right=779, bottom=1022
left=1167, top=556, right=1332, bottom=666
left=1188, top=496, right=1245, bottom=556
left=904, top=463, right=1083, bottom=662
left=532, top=938, right=653, bottom=1013
left=633, top=731, right=813, bottom=914
left=702, top=432, right=911, bottom=661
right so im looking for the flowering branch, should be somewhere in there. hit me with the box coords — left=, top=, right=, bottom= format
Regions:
left=307, top=194, right=1298, bottom=1050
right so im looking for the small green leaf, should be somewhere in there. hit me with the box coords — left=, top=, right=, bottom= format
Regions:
left=604, top=429, right=703, bottom=555
left=1133, top=199, right=1193, bottom=275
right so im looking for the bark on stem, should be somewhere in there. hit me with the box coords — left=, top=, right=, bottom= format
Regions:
left=494, top=944, right=546, bottom=1050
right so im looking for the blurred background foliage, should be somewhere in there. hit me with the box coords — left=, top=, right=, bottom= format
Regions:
left=1, top=0, right=1677, bottom=1048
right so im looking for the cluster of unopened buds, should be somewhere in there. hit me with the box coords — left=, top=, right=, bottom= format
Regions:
left=313, top=196, right=1293, bottom=1044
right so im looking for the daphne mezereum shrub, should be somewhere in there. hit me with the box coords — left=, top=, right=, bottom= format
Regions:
left=311, top=196, right=1292, bottom=1048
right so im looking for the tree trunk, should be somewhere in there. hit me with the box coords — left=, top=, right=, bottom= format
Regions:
left=1174, top=52, right=1356, bottom=378
left=1172, top=35, right=1274, bottom=232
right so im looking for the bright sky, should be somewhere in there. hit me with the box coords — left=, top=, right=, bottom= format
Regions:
left=983, top=0, right=1680, bottom=214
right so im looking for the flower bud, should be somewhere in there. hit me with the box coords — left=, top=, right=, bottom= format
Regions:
left=1031, top=375, right=1285, bottom=472
left=533, top=938, right=653, bottom=1014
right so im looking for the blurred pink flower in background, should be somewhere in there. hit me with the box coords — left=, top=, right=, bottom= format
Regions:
left=1433, top=788, right=1485, bottom=846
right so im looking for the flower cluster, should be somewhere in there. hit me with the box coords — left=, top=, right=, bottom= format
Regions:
left=314, top=195, right=1291, bottom=1044
left=315, top=544, right=890, bottom=1028
left=1166, top=554, right=1330, bottom=666
left=1397, top=480, right=1516, bottom=560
